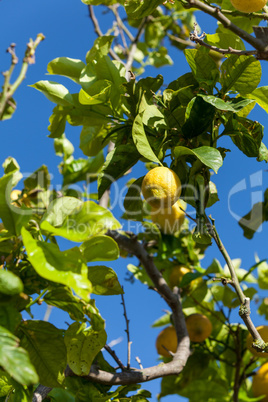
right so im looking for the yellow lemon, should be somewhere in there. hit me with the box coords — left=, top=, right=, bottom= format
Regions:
left=141, top=167, right=181, bottom=209
left=169, top=265, right=191, bottom=288
left=252, top=362, right=268, bottom=402
left=151, top=200, right=185, bottom=234
left=185, top=314, right=212, bottom=343
left=246, top=325, right=268, bottom=357
left=230, top=0, right=266, bottom=13
left=156, top=326, right=177, bottom=357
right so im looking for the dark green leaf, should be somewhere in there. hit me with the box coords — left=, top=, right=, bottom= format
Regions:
left=184, top=49, right=219, bottom=90
left=123, top=177, right=144, bottom=220
left=79, top=125, right=109, bottom=157
left=18, top=320, right=66, bottom=387
left=98, top=144, right=140, bottom=199
left=182, top=96, right=215, bottom=139
left=0, top=306, right=21, bottom=333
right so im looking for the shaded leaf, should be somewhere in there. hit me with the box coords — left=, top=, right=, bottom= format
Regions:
left=18, top=320, right=66, bottom=388
left=87, top=265, right=123, bottom=295
left=44, top=287, right=85, bottom=322
left=0, top=270, right=23, bottom=295
left=182, top=96, right=215, bottom=138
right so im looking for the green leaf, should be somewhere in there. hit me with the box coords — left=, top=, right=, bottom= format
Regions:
left=257, top=260, right=268, bottom=289
left=21, top=228, right=92, bottom=300
left=62, top=152, right=104, bottom=186
left=125, top=0, right=163, bottom=19
left=132, top=112, right=161, bottom=164
left=18, top=320, right=66, bottom=388
left=151, top=313, right=171, bottom=328
left=245, top=86, right=268, bottom=113
left=184, top=49, right=219, bottom=90
left=258, top=298, right=268, bottom=320
left=98, top=144, right=140, bottom=199
left=0, top=370, right=12, bottom=397
left=222, top=115, right=263, bottom=158
left=173, top=146, right=223, bottom=173
left=3, top=157, right=20, bottom=174
left=54, top=134, right=74, bottom=160
left=182, top=96, right=215, bottom=138
left=29, top=81, right=74, bottom=106
left=48, top=106, right=67, bottom=138
left=198, top=94, right=254, bottom=113
left=47, top=57, right=85, bottom=83
left=239, top=202, right=266, bottom=239
left=44, top=287, right=85, bottom=322
left=0, top=270, right=23, bottom=295
left=79, top=125, right=109, bottom=157
left=40, top=200, right=121, bottom=242
left=87, top=265, right=123, bottom=295
left=79, top=81, right=112, bottom=105
left=0, top=325, right=38, bottom=386
left=64, top=322, right=107, bottom=376
left=80, top=235, right=119, bottom=262
left=220, top=55, right=261, bottom=95
left=205, top=33, right=245, bottom=51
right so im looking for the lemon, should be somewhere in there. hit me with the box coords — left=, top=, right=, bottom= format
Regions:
left=169, top=265, right=191, bottom=288
left=230, top=0, right=266, bottom=13
left=141, top=167, right=181, bottom=209
left=156, top=326, right=177, bottom=357
left=151, top=200, right=185, bottom=234
left=185, top=314, right=212, bottom=343
left=252, top=362, right=268, bottom=402
left=246, top=325, right=268, bottom=357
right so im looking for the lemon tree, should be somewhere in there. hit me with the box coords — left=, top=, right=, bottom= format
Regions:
left=1, top=0, right=268, bottom=401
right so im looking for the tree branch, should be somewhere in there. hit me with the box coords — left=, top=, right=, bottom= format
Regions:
left=121, top=290, right=132, bottom=369
left=189, top=22, right=257, bottom=56
left=182, top=0, right=267, bottom=52
left=208, top=217, right=267, bottom=351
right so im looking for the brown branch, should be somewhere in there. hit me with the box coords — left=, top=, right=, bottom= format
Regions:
left=182, top=0, right=267, bottom=52
left=104, top=344, right=126, bottom=371
left=190, top=23, right=257, bottom=56
left=125, top=17, right=148, bottom=74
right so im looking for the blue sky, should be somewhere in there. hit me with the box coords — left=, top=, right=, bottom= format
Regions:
left=1, top=1, right=268, bottom=400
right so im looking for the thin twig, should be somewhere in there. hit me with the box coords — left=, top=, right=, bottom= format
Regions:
left=104, top=344, right=126, bottom=371
left=87, top=5, right=122, bottom=63
left=121, top=290, right=131, bottom=369
left=233, top=325, right=242, bottom=402
left=136, top=356, right=143, bottom=370
left=125, top=17, right=148, bottom=73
